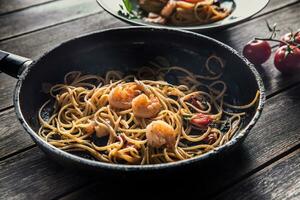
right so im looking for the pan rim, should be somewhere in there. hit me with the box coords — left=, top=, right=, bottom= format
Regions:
left=13, top=26, right=265, bottom=171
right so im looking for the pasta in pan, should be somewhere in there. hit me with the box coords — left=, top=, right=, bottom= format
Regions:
left=38, top=55, right=259, bottom=165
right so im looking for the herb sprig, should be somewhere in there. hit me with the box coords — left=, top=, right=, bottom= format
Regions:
left=118, top=0, right=141, bottom=19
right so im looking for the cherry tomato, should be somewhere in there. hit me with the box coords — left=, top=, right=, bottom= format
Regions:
left=191, top=113, right=212, bottom=128
left=280, top=31, right=300, bottom=46
left=243, top=40, right=272, bottom=65
left=274, top=45, right=300, bottom=74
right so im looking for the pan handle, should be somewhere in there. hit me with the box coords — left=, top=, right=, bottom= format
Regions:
left=0, top=50, right=33, bottom=78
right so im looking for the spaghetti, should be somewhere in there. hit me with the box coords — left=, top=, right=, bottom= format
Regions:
left=139, top=0, right=230, bottom=26
left=38, top=55, right=259, bottom=165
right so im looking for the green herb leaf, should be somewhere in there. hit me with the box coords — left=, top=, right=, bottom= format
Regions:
left=219, top=119, right=230, bottom=132
left=116, top=130, right=122, bottom=135
left=183, top=116, right=191, bottom=121
left=118, top=0, right=141, bottom=19
left=123, top=0, right=132, bottom=13
left=284, top=45, right=293, bottom=59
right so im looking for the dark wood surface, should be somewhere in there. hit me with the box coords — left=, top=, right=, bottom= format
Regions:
left=214, top=148, right=300, bottom=200
left=0, top=0, right=57, bottom=15
left=0, top=0, right=299, bottom=199
left=0, top=0, right=100, bottom=41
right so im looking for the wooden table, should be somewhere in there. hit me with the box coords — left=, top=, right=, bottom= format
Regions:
left=0, top=0, right=299, bottom=199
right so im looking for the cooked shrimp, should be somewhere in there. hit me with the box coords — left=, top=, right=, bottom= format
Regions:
left=84, top=121, right=96, bottom=135
left=145, top=14, right=166, bottom=24
left=138, top=0, right=168, bottom=13
left=84, top=121, right=109, bottom=138
left=146, top=120, right=177, bottom=148
left=108, top=84, right=141, bottom=109
left=132, top=94, right=162, bottom=118
left=94, top=123, right=109, bottom=138
left=160, top=0, right=177, bottom=17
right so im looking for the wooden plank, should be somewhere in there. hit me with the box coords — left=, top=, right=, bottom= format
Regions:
left=0, top=12, right=122, bottom=59
left=1, top=82, right=300, bottom=199
left=0, top=148, right=94, bottom=200
left=262, top=0, right=298, bottom=13
left=214, top=149, right=300, bottom=200
left=0, top=108, right=34, bottom=159
left=0, top=0, right=299, bottom=159
left=0, top=1, right=299, bottom=58
left=0, top=0, right=56, bottom=15
left=0, top=0, right=298, bottom=52
left=0, top=0, right=102, bottom=41
left=0, top=0, right=296, bottom=40
left=0, top=0, right=299, bottom=198
left=0, top=73, right=16, bottom=110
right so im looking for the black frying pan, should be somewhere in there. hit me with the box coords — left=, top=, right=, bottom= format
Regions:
left=0, top=27, right=265, bottom=172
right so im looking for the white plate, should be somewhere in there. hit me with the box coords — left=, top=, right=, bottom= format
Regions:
left=97, top=0, right=270, bottom=32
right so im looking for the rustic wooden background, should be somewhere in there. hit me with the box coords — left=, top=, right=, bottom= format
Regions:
left=0, top=0, right=299, bottom=199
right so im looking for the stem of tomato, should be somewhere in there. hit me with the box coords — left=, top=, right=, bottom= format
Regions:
left=254, top=37, right=290, bottom=46
left=271, top=44, right=280, bottom=49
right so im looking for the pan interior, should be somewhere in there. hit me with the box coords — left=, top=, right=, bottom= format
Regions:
left=18, top=29, right=259, bottom=157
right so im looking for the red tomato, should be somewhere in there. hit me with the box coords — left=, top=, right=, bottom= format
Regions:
left=280, top=31, right=300, bottom=46
left=243, top=40, right=272, bottom=65
left=274, top=45, right=300, bottom=74
left=191, top=113, right=212, bottom=128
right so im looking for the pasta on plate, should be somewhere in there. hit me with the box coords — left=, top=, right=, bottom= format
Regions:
left=139, top=0, right=230, bottom=25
